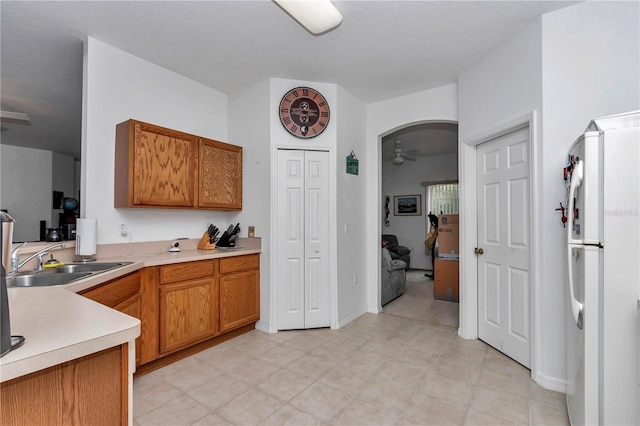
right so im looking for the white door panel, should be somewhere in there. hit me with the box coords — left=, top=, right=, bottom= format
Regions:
left=277, top=149, right=330, bottom=330
left=477, top=126, right=531, bottom=368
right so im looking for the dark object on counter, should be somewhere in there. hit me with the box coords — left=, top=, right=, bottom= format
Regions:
left=2, top=212, right=24, bottom=358
left=45, top=228, right=63, bottom=242
left=216, top=223, right=241, bottom=248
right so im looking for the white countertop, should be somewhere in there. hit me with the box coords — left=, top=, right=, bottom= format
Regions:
left=0, top=241, right=261, bottom=382
left=0, top=287, right=140, bottom=382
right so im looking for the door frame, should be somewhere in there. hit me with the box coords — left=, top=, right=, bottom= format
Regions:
left=459, top=111, right=542, bottom=380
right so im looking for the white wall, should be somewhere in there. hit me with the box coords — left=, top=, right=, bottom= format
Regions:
left=83, top=37, right=231, bottom=244
left=539, top=0, right=640, bottom=386
left=1, top=145, right=53, bottom=242
left=457, top=0, right=639, bottom=391
left=382, top=153, right=458, bottom=270
left=366, top=83, right=458, bottom=311
left=336, top=85, right=368, bottom=325
left=458, top=15, right=545, bottom=382
left=228, top=79, right=272, bottom=332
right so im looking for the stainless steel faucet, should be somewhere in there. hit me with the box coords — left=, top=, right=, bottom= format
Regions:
left=12, top=243, right=66, bottom=273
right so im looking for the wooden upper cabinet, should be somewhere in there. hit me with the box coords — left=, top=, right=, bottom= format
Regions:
left=114, top=119, right=242, bottom=210
left=199, top=138, right=242, bottom=210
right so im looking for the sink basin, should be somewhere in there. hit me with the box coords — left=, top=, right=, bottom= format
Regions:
left=7, top=272, right=91, bottom=287
left=55, top=262, right=132, bottom=274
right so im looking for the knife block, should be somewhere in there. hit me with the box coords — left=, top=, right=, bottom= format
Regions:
left=197, top=232, right=216, bottom=250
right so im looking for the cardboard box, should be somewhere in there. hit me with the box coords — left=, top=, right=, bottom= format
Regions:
left=438, top=214, right=459, bottom=225
left=437, top=221, right=459, bottom=257
left=434, top=259, right=459, bottom=302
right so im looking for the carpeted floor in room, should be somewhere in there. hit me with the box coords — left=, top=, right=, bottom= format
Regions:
left=383, top=268, right=459, bottom=328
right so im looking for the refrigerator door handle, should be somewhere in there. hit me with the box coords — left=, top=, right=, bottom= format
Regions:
left=567, top=244, right=584, bottom=329
left=567, top=160, right=584, bottom=245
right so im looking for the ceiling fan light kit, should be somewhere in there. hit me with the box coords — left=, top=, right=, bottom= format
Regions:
left=274, top=0, right=343, bottom=35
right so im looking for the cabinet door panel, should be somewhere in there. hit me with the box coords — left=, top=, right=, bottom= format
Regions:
left=134, top=125, right=197, bottom=207
left=220, top=270, right=259, bottom=333
left=160, top=260, right=216, bottom=284
left=199, top=138, right=242, bottom=210
left=160, top=278, right=218, bottom=354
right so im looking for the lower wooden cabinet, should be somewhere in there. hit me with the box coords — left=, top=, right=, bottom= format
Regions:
left=81, top=254, right=259, bottom=372
left=219, top=255, right=260, bottom=333
left=80, top=271, right=143, bottom=366
left=1, top=344, right=129, bottom=425
left=159, top=277, right=218, bottom=354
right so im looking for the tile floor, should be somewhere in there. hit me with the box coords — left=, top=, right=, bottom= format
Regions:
left=133, top=271, right=570, bottom=425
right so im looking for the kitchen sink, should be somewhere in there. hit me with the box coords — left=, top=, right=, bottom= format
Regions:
left=7, top=262, right=133, bottom=287
left=55, top=262, right=131, bottom=274
left=7, top=272, right=92, bottom=287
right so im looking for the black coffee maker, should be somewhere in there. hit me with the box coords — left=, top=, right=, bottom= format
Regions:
left=1, top=212, right=13, bottom=356
left=1, top=212, right=25, bottom=357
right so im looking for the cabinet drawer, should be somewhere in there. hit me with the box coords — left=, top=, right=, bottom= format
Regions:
left=80, top=271, right=140, bottom=308
left=219, top=254, right=259, bottom=274
left=160, top=260, right=216, bottom=284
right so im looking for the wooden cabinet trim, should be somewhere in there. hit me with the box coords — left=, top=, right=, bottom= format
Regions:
left=219, top=254, right=259, bottom=274
left=79, top=271, right=140, bottom=308
left=160, top=259, right=217, bottom=284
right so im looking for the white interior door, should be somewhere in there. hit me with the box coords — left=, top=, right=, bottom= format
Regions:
left=277, top=149, right=330, bottom=330
left=476, top=126, right=531, bottom=368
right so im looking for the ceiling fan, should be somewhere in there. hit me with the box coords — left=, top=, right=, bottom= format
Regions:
left=392, top=140, right=417, bottom=166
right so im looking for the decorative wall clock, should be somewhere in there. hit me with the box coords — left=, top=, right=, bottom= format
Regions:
left=279, top=87, right=330, bottom=139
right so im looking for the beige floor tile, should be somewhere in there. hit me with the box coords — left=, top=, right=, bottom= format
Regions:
left=330, top=331, right=371, bottom=349
left=405, top=391, right=469, bottom=425
left=191, top=412, right=234, bottom=425
left=313, top=339, right=357, bottom=361
left=264, top=404, right=325, bottom=426
left=136, top=395, right=210, bottom=426
left=469, top=387, right=530, bottom=425
left=392, top=346, right=440, bottom=370
left=357, top=376, right=415, bottom=412
left=133, top=380, right=184, bottom=418
left=287, top=353, right=337, bottom=379
left=187, top=374, right=249, bottom=411
left=198, top=348, right=255, bottom=372
left=377, top=359, right=429, bottom=390
left=420, top=371, right=476, bottom=407
left=258, top=342, right=307, bottom=367
left=161, top=361, right=223, bottom=392
left=334, top=398, right=402, bottom=425
left=226, top=356, right=282, bottom=386
left=433, top=357, right=482, bottom=386
left=463, top=407, right=511, bottom=425
left=319, top=361, right=375, bottom=394
left=290, top=381, right=353, bottom=421
left=530, top=399, right=570, bottom=426
left=233, top=335, right=281, bottom=357
left=477, top=367, right=531, bottom=400
left=440, top=344, right=487, bottom=368
left=346, top=348, right=394, bottom=373
left=257, top=367, right=316, bottom=401
left=216, top=388, right=282, bottom=425
left=284, top=329, right=332, bottom=351
left=530, top=381, right=566, bottom=410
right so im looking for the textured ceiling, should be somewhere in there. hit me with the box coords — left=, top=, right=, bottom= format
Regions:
left=0, top=1, right=576, bottom=160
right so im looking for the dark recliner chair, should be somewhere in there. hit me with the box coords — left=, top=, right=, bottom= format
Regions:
left=381, top=234, right=411, bottom=269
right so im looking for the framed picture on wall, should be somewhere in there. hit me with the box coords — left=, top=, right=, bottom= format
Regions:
left=394, top=194, right=422, bottom=216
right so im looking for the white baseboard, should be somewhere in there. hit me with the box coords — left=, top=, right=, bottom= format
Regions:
left=254, top=320, right=275, bottom=334
left=336, top=306, right=369, bottom=328
left=532, top=370, right=567, bottom=393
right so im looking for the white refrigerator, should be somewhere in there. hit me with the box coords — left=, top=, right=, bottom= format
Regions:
left=565, top=110, right=640, bottom=425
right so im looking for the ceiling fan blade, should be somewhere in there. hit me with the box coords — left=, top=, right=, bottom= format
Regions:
left=404, top=155, right=418, bottom=161
left=0, top=111, right=31, bottom=123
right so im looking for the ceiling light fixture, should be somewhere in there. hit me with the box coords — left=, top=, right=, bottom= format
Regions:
left=274, top=0, right=343, bottom=35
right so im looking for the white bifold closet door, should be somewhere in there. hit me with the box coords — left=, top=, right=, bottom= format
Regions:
left=277, top=149, right=330, bottom=330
